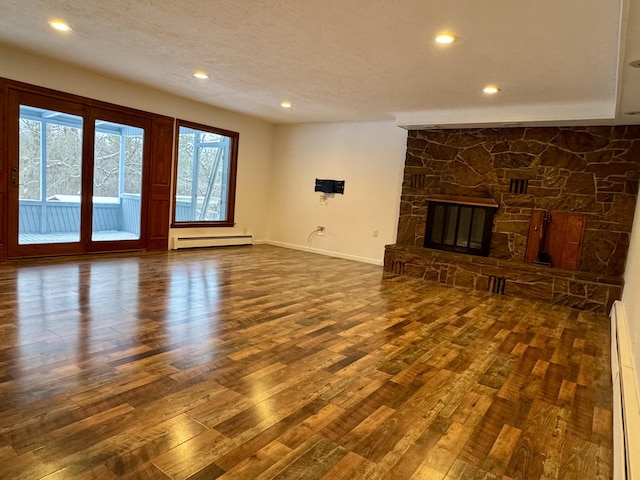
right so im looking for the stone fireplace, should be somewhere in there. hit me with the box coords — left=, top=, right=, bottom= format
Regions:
left=384, top=126, right=640, bottom=313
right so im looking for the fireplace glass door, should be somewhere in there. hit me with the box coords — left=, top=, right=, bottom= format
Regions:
left=424, top=201, right=495, bottom=256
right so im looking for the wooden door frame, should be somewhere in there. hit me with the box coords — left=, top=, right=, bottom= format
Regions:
left=1, top=77, right=172, bottom=260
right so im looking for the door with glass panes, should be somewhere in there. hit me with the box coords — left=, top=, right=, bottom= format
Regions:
left=7, top=91, right=150, bottom=257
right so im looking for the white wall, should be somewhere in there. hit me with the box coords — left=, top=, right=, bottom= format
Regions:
left=623, top=191, right=640, bottom=390
left=0, top=43, right=274, bottom=241
left=267, top=122, right=407, bottom=265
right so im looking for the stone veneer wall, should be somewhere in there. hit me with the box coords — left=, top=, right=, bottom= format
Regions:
left=397, top=126, right=640, bottom=277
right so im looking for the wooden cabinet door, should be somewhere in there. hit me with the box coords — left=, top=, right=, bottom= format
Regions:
left=525, top=210, right=586, bottom=270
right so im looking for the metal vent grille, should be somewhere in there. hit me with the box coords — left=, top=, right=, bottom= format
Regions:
left=410, top=174, right=426, bottom=189
left=509, top=178, right=529, bottom=194
left=391, top=260, right=405, bottom=275
left=489, top=276, right=506, bottom=295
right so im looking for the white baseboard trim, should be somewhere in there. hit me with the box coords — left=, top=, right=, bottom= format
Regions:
left=260, top=240, right=383, bottom=266
left=611, top=300, right=640, bottom=480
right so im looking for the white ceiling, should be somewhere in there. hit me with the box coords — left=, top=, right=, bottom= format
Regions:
left=1, top=0, right=639, bottom=127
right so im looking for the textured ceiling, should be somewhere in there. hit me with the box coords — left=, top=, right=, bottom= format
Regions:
left=1, top=0, right=639, bottom=126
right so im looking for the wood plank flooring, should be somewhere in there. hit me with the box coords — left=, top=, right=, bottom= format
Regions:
left=0, top=245, right=613, bottom=479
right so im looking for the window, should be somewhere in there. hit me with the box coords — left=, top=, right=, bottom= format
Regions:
left=173, top=120, right=238, bottom=227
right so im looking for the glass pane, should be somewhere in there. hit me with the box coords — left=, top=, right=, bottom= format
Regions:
left=456, top=207, right=472, bottom=247
left=443, top=206, right=458, bottom=245
left=470, top=208, right=487, bottom=249
left=92, top=120, right=144, bottom=241
left=175, top=126, right=232, bottom=222
left=19, top=118, right=41, bottom=201
left=430, top=204, right=445, bottom=244
left=18, top=105, right=83, bottom=244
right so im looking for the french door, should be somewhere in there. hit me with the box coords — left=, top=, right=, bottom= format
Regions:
left=7, top=90, right=151, bottom=258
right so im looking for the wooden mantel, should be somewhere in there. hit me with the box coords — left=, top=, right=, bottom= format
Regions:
left=426, top=194, right=499, bottom=208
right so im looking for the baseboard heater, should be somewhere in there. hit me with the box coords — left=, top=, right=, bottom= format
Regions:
left=611, top=300, right=640, bottom=480
left=171, top=234, right=253, bottom=250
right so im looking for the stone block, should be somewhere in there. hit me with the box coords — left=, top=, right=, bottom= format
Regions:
left=405, top=153, right=422, bottom=166
left=524, top=127, right=559, bottom=143
left=425, top=142, right=459, bottom=160
left=511, top=140, right=547, bottom=155
left=454, top=268, right=476, bottom=289
left=586, top=284, right=608, bottom=304
left=552, top=293, right=604, bottom=313
left=564, top=172, right=596, bottom=195
left=619, top=139, right=640, bottom=160
left=501, top=194, right=536, bottom=208
left=396, top=216, right=418, bottom=246
left=553, top=130, right=610, bottom=153
left=623, top=126, right=640, bottom=139
left=541, top=173, right=567, bottom=189
left=569, top=281, right=587, bottom=297
left=536, top=195, right=601, bottom=214
left=603, top=194, right=637, bottom=223
left=539, top=146, right=585, bottom=170
left=586, top=150, right=614, bottom=164
left=458, top=145, right=494, bottom=175
left=445, top=160, right=486, bottom=187
left=404, top=264, right=426, bottom=279
left=587, top=162, right=637, bottom=177
left=505, top=280, right=552, bottom=301
left=504, top=169, right=538, bottom=180
left=494, top=221, right=529, bottom=235
left=476, top=275, right=489, bottom=292
left=596, top=193, right=614, bottom=203
left=608, top=234, right=630, bottom=277
left=596, top=181, right=625, bottom=193
left=527, top=186, right=562, bottom=198
left=491, top=142, right=510, bottom=154
left=553, top=278, right=570, bottom=293
left=423, top=159, right=449, bottom=172
left=407, top=137, right=428, bottom=152
left=437, top=131, right=476, bottom=148
left=423, top=269, right=440, bottom=283
left=494, top=152, right=536, bottom=169
left=490, top=233, right=512, bottom=259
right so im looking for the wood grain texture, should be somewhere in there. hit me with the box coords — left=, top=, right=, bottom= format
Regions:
left=0, top=245, right=613, bottom=479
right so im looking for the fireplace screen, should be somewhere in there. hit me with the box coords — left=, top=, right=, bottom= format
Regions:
left=424, top=201, right=496, bottom=256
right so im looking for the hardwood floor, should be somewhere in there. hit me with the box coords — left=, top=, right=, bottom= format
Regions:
left=0, top=245, right=612, bottom=479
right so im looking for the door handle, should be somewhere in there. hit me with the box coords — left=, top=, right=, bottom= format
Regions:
left=11, top=166, right=19, bottom=187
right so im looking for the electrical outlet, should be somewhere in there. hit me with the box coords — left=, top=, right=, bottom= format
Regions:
left=372, top=229, right=379, bottom=237
left=317, top=225, right=325, bottom=236
left=319, top=194, right=328, bottom=205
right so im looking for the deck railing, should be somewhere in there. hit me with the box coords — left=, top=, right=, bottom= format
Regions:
left=19, top=194, right=142, bottom=236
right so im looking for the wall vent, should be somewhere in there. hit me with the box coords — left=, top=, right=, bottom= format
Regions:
left=391, top=260, right=405, bottom=275
left=489, top=276, right=506, bottom=295
left=410, top=174, right=426, bottom=189
left=509, top=178, right=529, bottom=194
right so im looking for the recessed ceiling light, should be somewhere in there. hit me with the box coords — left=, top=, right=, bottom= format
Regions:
left=280, top=101, right=292, bottom=108
left=435, top=34, right=456, bottom=44
left=192, top=72, right=209, bottom=79
left=483, top=86, right=500, bottom=94
left=49, top=20, right=71, bottom=32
